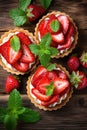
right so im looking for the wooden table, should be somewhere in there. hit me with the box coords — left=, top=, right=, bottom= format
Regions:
left=0, top=0, right=87, bottom=129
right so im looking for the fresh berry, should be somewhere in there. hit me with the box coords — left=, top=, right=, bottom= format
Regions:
left=0, top=40, right=10, bottom=63
left=20, top=44, right=35, bottom=63
left=31, top=66, right=47, bottom=87
left=27, top=4, right=45, bottom=22
left=47, top=14, right=61, bottom=34
left=70, top=71, right=87, bottom=90
left=67, top=56, right=80, bottom=71
left=57, top=15, right=69, bottom=34
left=41, top=95, right=59, bottom=106
left=13, top=62, right=29, bottom=72
left=53, top=78, right=70, bottom=95
left=56, top=70, right=67, bottom=79
left=5, top=75, right=20, bottom=93
left=52, top=32, right=65, bottom=45
left=80, top=52, right=87, bottom=68
left=32, top=88, right=51, bottom=102
left=17, top=32, right=32, bottom=46
left=8, top=46, right=22, bottom=64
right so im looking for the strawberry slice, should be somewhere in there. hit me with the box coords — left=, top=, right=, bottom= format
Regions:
left=32, top=88, right=51, bottom=101
left=8, top=47, right=22, bottom=64
left=31, top=66, right=47, bottom=87
left=41, top=95, right=59, bottom=106
left=13, top=62, right=29, bottom=72
left=57, top=15, right=69, bottom=34
left=20, top=44, right=35, bottom=63
left=0, top=40, right=10, bottom=63
left=17, top=32, right=32, bottom=46
left=53, top=78, right=70, bottom=95
left=52, top=32, right=65, bottom=45
left=54, top=70, right=67, bottom=79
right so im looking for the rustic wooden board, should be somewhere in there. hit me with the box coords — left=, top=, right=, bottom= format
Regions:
left=0, top=0, right=87, bottom=129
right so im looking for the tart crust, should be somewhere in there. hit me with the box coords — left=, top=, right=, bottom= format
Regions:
left=0, top=28, right=38, bottom=75
left=26, top=64, right=73, bottom=111
left=35, top=11, right=78, bottom=58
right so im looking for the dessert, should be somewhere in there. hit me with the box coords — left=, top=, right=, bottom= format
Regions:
left=0, top=28, right=37, bottom=75
left=27, top=64, right=73, bottom=111
left=35, top=11, right=78, bottom=58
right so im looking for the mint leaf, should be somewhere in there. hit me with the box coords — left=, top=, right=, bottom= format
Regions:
left=4, top=114, right=17, bottom=130
left=40, top=33, right=52, bottom=48
left=0, top=108, right=7, bottom=123
left=10, top=35, right=21, bottom=52
left=9, top=8, right=27, bottom=26
left=46, top=82, right=54, bottom=96
left=47, top=64, right=56, bottom=71
left=8, top=89, right=22, bottom=109
left=29, top=44, right=40, bottom=55
left=40, top=0, right=53, bottom=9
left=48, top=47, right=58, bottom=56
left=19, top=0, right=32, bottom=11
left=19, top=108, right=40, bottom=123
left=51, top=20, right=60, bottom=32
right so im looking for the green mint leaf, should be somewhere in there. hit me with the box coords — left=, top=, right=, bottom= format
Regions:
left=40, top=33, right=52, bottom=48
left=0, top=108, right=7, bottom=123
left=46, top=82, right=54, bottom=96
left=10, top=35, right=21, bottom=52
left=8, top=89, right=22, bottom=110
left=39, top=53, right=51, bottom=68
left=48, top=47, right=58, bottom=56
left=9, top=8, right=27, bottom=26
left=29, top=44, right=40, bottom=55
left=4, top=114, right=17, bottom=130
left=47, top=64, right=56, bottom=71
left=51, top=20, right=60, bottom=32
left=19, top=108, right=40, bottom=123
left=19, top=0, right=32, bottom=11
left=40, top=0, right=53, bottom=9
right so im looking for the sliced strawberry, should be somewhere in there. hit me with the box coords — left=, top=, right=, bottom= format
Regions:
left=31, top=88, right=51, bottom=101
left=20, top=44, right=35, bottom=63
left=52, top=32, right=65, bottom=45
left=54, top=70, right=67, bottom=79
left=17, top=32, right=32, bottom=46
left=8, top=47, right=22, bottom=64
left=53, top=78, right=70, bottom=95
left=0, top=40, right=10, bottom=63
left=13, top=62, right=29, bottom=72
left=41, top=95, right=59, bottom=106
left=57, top=15, right=69, bottom=34
left=31, top=66, right=47, bottom=87
left=59, top=87, right=69, bottom=97
left=39, top=20, right=49, bottom=39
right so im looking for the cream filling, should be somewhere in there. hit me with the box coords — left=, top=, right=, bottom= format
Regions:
left=29, top=73, right=68, bottom=108
left=0, top=32, right=35, bottom=71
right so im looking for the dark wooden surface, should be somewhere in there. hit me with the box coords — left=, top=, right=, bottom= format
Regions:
left=0, top=0, right=87, bottom=130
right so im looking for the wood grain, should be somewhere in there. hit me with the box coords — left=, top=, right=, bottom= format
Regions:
left=0, top=0, right=87, bottom=130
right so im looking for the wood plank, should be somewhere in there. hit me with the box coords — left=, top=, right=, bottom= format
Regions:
left=0, top=94, right=87, bottom=130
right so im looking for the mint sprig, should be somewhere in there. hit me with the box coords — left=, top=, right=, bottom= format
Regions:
left=10, top=35, right=21, bottom=52
left=40, top=0, right=53, bottom=9
left=0, top=89, right=40, bottom=130
left=29, top=33, right=58, bottom=70
left=46, top=82, right=54, bottom=96
left=51, top=20, right=60, bottom=32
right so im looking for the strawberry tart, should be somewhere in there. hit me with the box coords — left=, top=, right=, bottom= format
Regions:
left=27, top=64, right=73, bottom=111
left=0, top=28, right=37, bottom=75
left=35, top=11, right=78, bottom=58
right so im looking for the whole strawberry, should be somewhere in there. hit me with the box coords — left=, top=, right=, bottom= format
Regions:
left=70, top=71, right=87, bottom=90
left=80, top=51, right=87, bottom=68
left=67, top=55, right=80, bottom=71
left=5, top=75, right=20, bottom=93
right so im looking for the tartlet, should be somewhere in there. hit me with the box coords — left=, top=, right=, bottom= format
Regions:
left=35, top=11, right=78, bottom=58
left=27, top=64, right=73, bottom=111
left=0, top=28, right=38, bottom=75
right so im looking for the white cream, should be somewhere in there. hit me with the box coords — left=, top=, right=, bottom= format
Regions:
left=29, top=76, right=68, bottom=108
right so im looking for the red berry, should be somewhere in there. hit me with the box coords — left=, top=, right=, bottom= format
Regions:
left=67, top=56, right=80, bottom=71
left=5, top=75, right=20, bottom=93
left=80, top=52, right=87, bottom=68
